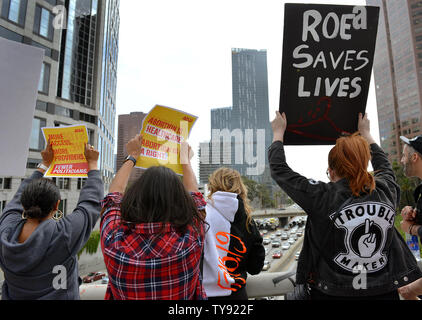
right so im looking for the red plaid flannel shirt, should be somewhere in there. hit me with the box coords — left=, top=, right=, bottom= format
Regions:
left=100, top=192, right=207, bottom=300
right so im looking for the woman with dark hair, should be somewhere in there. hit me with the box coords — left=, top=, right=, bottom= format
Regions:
left=0, top=142, right=103, bottom=300
left=100, top=134, right=207, bottom=300
left=269, top=111, right=422, bottom=300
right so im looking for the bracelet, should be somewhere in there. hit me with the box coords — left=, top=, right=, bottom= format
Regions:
left=37, top=163, right=49, bottom=171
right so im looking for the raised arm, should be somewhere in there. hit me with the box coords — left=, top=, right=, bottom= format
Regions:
left=109, top=134, right=143, bottom=194
left=0, top=141, right=54, bottom=220
left=180, top=142, right=199, bottom=193
left=62, top=143, right=104, bottom=254
left=269, top=111, right=328, bottom=214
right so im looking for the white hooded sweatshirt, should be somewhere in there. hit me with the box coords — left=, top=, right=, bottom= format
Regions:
left=202, top=191, right=239, bottom=297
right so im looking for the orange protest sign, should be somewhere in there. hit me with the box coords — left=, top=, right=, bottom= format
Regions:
left=41, top=125, right=89, bottom=178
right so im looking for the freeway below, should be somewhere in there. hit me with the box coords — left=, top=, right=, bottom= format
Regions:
left=259, top=225, right=304, bottom=274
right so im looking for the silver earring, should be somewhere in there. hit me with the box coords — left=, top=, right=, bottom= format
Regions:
left=22, top=212, right=28, bottom=220
left=53, top=210, right=64, bottom=221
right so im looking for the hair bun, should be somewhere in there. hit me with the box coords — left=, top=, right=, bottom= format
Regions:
left=25, top=206, right=43, bottom=219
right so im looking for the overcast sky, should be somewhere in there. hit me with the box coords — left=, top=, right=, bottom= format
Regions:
left=116, top=0, right=380, bottom=183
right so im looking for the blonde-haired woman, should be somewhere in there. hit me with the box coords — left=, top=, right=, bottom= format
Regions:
left=202, top=168, right=265, bottom=300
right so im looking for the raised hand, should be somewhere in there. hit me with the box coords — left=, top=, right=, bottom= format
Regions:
left=180, top=142, right=194, bottom=165
left=271, top=111, right=287, bottom=143
left=84, top=143, right=99, bottom=171
left=41, top=140, right=54, bottom=168
left=126, top=134, right=143, bottom=159
left=358, top=113, right=376, bottom=144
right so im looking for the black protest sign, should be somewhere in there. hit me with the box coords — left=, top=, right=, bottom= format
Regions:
left=279, top=4, right=379, bottom=145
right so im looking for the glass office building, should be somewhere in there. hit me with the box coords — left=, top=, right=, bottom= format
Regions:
left=0, top=0, right=120, bottom=214
left=200, top=49, right=273, bottom=187
left=367, top=0, right=422, bottom=163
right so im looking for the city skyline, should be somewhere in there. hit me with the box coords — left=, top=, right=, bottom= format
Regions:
left=116, top=0, right=380, bottom=183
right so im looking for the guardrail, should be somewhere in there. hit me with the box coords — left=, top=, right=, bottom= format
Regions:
left=79, top=260, right=422, bottom=300
left=79, top=270, right=297, bottom=300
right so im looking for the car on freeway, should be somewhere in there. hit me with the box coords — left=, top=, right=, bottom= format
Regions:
left=270, top=235, right=276, bottom=240
left=281, top=242, right=290, bottom=250
left=281, top=233, right=289, bottom=240
left=83, top=272, right=106, bottom=283
left=271, top=241, right=281, bottom=248
left=272, top=251, right=282, bottom=259
left=295, top=251, right=301, bottom=261
left=263, top=238, right=271, bottom=245
left=297, top=231, right=303, bottom=237
left=276, top=231, right=282, bottom=236
left=262, top=261, right=271, bottom=271
left=288, top=238, right=296, bottom=245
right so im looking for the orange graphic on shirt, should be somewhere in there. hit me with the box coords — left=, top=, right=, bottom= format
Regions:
left=215, top=231, right=247, bottom=292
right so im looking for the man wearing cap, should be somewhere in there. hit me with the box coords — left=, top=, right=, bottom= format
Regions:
left=398, top=135, right=422, bottom=299
left=399, top=135, right=422, bottom=238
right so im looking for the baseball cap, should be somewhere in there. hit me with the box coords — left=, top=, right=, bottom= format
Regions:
left=400, top=135, right=422, bottom=154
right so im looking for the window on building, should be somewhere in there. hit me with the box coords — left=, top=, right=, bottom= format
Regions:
left=77, top=178, right=87, bottom=190
left=36, top=100, right=48, bottom=112
left=0, top=178, right=12, bottom=190
left=53, top=178, right=71, bottom=190
left=33, top=5, right=54, bottom=41
left=26, top=158, right=41, bottom=169
left=29, top=118, right=46, bottom=151
left=1, top=0, right=27, bottom=26
left=55, top=105, right=73, bottom=118
left=0, top=200, right=7, bottom=212
left=38, top=63, right=50, bottom=94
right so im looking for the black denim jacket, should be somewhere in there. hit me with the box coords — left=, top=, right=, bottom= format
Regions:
left=269, top=141, right=422, bottom=297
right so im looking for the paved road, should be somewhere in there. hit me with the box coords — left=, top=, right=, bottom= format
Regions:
left=260, top=226, right=304, bottom=273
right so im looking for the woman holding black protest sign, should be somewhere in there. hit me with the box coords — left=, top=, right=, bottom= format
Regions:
left=269, top=111, right=422, bottom=300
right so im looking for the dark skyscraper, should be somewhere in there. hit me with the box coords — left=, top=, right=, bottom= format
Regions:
left=231, top=48, right=270, bottom=133
left=200, top=48, right=273, bottom=187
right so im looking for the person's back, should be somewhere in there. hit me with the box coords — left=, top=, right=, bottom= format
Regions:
left=269, top=112, right=422, bottom=299
left=202, top=168, right=265, bottom=300
left=0, top=143, right=103, bottom=300
left=100, top=137, right=206, bottom=300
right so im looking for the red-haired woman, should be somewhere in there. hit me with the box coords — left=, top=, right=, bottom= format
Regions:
left=269, top=112, right=422, bottom=300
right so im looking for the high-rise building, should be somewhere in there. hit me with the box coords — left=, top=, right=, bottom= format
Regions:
left=0, top=0, right=120, bottom=215
left=116, top=112, right=147, bottom=186
left=200, top=49, right=273, bottom=187
left=367, top=0, right=422, bottom=163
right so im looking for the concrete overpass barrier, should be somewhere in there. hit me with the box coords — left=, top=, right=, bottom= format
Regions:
left=79, top=259, right=422, bottom=300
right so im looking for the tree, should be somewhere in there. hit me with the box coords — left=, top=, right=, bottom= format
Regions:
left=241, top=176, right=275, bottom=209
left=391, top=161, right=420, bottom=209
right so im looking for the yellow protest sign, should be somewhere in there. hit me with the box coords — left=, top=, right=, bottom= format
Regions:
left=41, top=125, right=89, bottom=178
left=137, top=105, right=197, bottom=175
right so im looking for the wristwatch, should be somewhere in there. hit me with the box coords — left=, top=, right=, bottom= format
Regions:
left=124, top=155, right=137, bottom=166
left=37, top=163, right=49, bottom=171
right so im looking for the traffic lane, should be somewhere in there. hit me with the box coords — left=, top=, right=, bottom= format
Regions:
left=262, top=229, right=304, bottom=270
